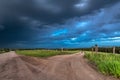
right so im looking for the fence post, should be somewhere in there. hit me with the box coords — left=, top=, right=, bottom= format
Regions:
left=113, top=47, right=115, bottom=54
left=95, top=44, right=98, bottom=53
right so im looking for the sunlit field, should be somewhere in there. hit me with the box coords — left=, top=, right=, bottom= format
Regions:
left=16, top=50, right=79, bottom=57
left=85, top=51, right=120, bottom=78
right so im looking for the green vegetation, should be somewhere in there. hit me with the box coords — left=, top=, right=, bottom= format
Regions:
left=0, top=48, right=10, bottom=54
left=16, top=50, right=79, bottom=57
left=81, top=47, right=120, bottom=54
left=85, top=51, right=120, bottom=78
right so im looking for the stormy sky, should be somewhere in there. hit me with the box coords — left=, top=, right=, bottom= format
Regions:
left=0, top=0, right=120, bottom=48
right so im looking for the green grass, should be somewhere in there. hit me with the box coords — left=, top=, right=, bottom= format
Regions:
left=84, top=51, right=120, bottom=78
left=16, top=50, right=79, bottom=58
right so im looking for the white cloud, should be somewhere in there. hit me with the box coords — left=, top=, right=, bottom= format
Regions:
left=74, top=0, right=90, bottom=11
left=71, top=38, right=77, bottom=41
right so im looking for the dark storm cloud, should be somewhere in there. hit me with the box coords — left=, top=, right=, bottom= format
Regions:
left=0, top=17, right=38, bottom=47
left=0, top=0, right=120, bottom=48
left=0, top=0, right=119, bottom=24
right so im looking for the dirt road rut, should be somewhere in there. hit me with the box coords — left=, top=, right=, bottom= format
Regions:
left=0, top=51, right=117, bottom=80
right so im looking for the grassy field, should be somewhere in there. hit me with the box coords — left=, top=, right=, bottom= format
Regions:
left=85, top=51, right=120, bottom=78
left=16, top=50, right=79, bottom=58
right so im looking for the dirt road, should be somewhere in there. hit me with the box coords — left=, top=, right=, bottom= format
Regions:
left=0, top=51, right=117, bottom=80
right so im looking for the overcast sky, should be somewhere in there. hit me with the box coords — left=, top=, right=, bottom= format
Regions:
left=0, top=0, right=120, bottom=48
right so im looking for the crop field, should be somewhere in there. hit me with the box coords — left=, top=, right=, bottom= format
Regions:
left=85, top=51, right=120, bottom=78
left=16, top=50, right=79, bottom=57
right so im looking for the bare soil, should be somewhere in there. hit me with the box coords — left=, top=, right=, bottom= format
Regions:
left=0, top=51, right=118, bottom=80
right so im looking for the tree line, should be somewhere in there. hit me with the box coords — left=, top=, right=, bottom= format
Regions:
left=0, top=48, right=11, bottom=53
left=0, top=46, right=120, bottom=54
left=80, top=47, right=120, bottom=54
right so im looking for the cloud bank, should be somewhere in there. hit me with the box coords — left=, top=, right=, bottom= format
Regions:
left=0, top=0, right=120, bottom=48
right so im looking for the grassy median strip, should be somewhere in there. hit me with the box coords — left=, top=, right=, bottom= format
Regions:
left=16, top=50, right=79, bottom=57
left=84, top=52, right=120, bottom=78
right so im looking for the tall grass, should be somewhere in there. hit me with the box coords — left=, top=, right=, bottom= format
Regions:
left=85, top=52, right=120, bottom=78
left=16, top=50, right=79, bottom=57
